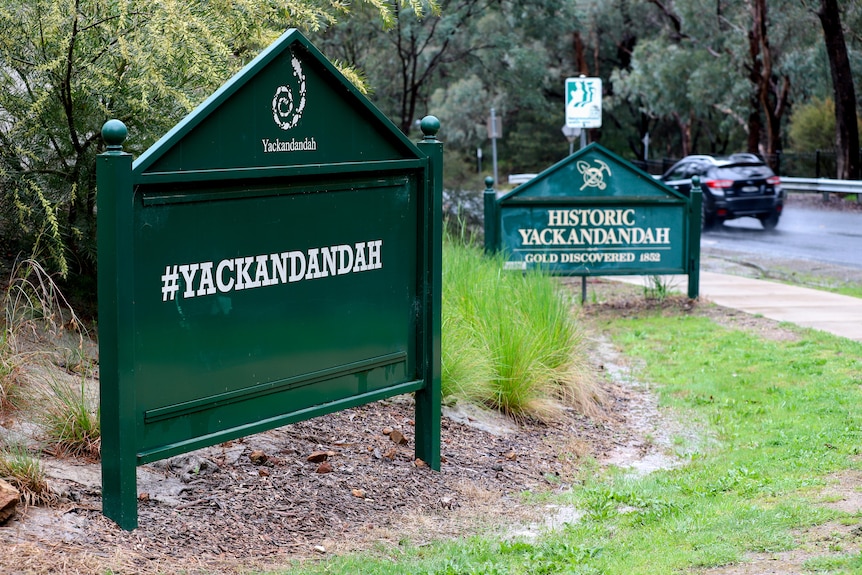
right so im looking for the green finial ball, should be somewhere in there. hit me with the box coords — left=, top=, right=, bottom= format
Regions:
left=484, top=176, right=494, bottom=189
left=102, top=119, right=128, bottom=148
left=420, top=115, right=440, bottom=138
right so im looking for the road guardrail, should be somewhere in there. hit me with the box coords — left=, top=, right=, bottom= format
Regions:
left=781, top=177, right=862, bottom=201
left=514, top=174, right=860, bottom=201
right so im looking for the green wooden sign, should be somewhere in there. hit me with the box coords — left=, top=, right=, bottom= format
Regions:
left=484, top=143, right=701, bottom=297
left=97, top=30, right=442, bottom=530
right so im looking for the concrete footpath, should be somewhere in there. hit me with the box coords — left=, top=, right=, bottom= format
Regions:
left=612, top=271, right=862, bottom=342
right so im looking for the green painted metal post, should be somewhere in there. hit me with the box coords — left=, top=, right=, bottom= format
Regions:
left=97, top=120, right=139, bottom=530
left=688, top=175, right=703, bottom=299
left=483, top=176, right=497, bottom=254
left=415, top=116, right=442, bottom=470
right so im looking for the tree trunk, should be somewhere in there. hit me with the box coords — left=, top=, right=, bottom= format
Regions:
left=818, top=0, right=860, bottom=180
left=573, top=31, right=588, bottom=75
left=746, top=5, right=764, bottom=154
left=674, top=111, right=692, bottom=156
left=746, top=0, right=789, bottom=170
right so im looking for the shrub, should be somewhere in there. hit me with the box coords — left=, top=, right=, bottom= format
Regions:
left=442, top=237, right=601, bottom=422
left=788, top=97, right=862, bottom=152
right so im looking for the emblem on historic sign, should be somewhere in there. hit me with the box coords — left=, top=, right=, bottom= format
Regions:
left=577, top=159, right=612, bottom=191
left=272, top=53, right=307, bottom=130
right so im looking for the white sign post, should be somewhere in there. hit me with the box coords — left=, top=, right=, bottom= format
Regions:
left=565, top=76, right=602, bottom=131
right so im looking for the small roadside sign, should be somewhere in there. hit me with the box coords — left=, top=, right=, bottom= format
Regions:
left=487, top=114, right=502, bottom=139
left=561, top=125, right=580, bottom=142
left=565, top=77, right=602, bottom=129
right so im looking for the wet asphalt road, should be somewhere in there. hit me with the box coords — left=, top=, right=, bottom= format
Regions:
left=702, top=204, right=862, bottom=270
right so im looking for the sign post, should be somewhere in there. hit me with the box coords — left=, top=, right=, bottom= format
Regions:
left=97, top=29, right=442, bottom=530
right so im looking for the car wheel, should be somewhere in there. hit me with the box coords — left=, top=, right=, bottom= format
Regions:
left=758, top=211, right=780, bottom=230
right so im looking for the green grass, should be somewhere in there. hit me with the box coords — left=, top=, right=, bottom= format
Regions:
left=642, top=275, right=675, bottom=302
left=752, top=265, right=862, bottom=299
left=441, top=238, right=598, bottom=421
left=266, top=305, right=862, bottom=575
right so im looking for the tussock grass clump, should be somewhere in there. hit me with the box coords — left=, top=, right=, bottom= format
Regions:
left=442, top=237, right=601, bottom=422
left=0, top=443, right=52, bottom=506
left=35, top=375, right=100, bottom=459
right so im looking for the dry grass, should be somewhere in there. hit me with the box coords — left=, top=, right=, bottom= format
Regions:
left=0, top=259, right=99, bottom=507
left=0, top=541, right=168, bottom=575
left=0, top=443, right=53, bottom=506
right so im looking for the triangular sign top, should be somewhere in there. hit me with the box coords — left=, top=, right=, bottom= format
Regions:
left=500, top=143, right=686, bottom=202
left=134, top=29, right=421, bottom=175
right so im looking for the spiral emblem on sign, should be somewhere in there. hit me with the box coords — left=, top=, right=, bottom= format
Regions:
left=271, top=54, right=307, bottom=131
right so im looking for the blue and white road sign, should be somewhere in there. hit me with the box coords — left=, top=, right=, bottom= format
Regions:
left=565, top=77, right=602, bottom=129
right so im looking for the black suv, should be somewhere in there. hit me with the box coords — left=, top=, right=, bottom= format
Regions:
left=660, top=153, right=785, bottom=230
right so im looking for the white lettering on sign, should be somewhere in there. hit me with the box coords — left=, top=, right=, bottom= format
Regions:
left=546, top=208, right=636, bottom=227
left=524, top=252, right=638, bottom=264
left=560, top=252, right=637, bottom=263
left=160, top=240, right=383, bottom=302
left=261, top=137, right=318, bottom=153
left=516, top=208, right=670, bottom=247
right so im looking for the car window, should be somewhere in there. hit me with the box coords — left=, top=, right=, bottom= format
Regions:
left=664, top=162, right=694, bottom=180
left=693, top=161, right=713, bottom=175
left=717, top=163, right=774, bottom=178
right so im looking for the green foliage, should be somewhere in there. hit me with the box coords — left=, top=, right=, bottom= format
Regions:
left=442, top=236, right=597, bottom=421
left=0, top=0, right=434, bottom=300
left=788, top=97, right=862, bottom=152
left=0, top=0, right=240, bottom=279
left=315, top=0, right=584, bottom=183
left=789, top=98, right=838, bottom=151
left=610, top=36, right=748, bottom=156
